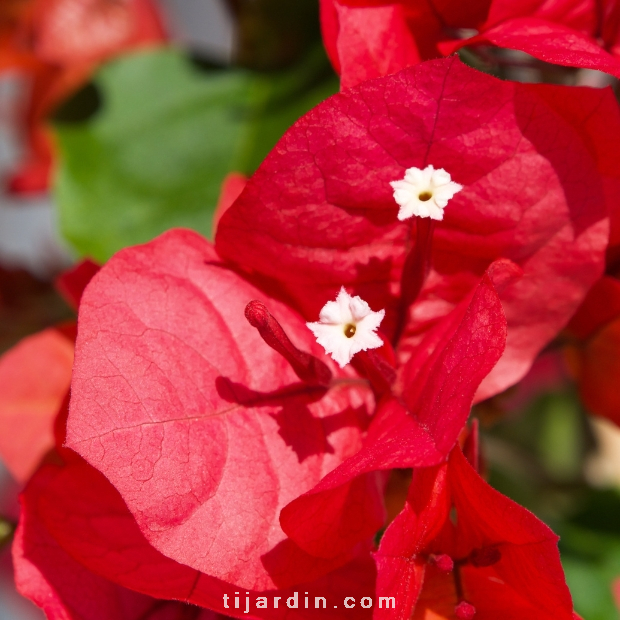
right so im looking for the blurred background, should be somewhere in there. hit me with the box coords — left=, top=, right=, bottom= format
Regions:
left=1, top=1, right=620, bottom=619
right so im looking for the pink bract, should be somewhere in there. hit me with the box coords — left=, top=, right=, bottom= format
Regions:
left=65, top=229, right=374, bottom=591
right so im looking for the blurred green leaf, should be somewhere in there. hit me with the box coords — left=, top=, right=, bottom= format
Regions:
left=538, top=393, right=584, bottom=481
left=564, top=556, right=619, bottom=620
left=481, top=386, right=620, bottom=619
left=54, top=47, right=337, bottom=262
left=235, top=45, right=339, bottom=172
left=560, top=523, right=620, bottom=620
left=55, top=49, right=248, bottom=261
left=481, top=389, right=591, bottom=523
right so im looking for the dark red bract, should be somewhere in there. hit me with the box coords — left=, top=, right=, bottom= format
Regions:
left=321, top=0, right=620, bottom=89
left=14, top=460, right=232, bottom=620
left=15, top=451, right=376, bottom=619
left=374, top=444, right=575, bottom=619
left=216, top=56, right=615, bottom=400
left=564, top=276, right=620, bottom=426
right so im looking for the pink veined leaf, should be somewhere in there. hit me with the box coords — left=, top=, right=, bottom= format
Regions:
left=65, top=228, right=374, bottom=591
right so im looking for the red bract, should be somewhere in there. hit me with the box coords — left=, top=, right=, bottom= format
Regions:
left=0, top=257, right=99, bottom=481
left=18, top=236, right=508, bottom=618
left=212, top=173, right=247, bottom=235
left=15, top=450, right=376, bottom=619
left=321, top=0, right=620, bottom=89
left=441, top=2, right=620, bottom=78
left=14, top=462, right=232, bottom=620
left=0, top=0, right=166, bottom=193
left=28, top=0, right=165, bottom=66
left=0, top=327, right=74, bottom=482
left=65, top=229, right=374, bottom=591
left=20, top=57, right=593, bottom=618
left=216, top=57, right=614, bottom=400
left=374, top=445, right=575, bottom=619
left=280, top=265, right=506, bottom=558
left=320, top=0, right=421, bottom=89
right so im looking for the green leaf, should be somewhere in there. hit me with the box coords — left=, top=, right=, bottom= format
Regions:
left=54, top=47, right=337, bottom=262
left=560, top=524, right=620, bottom=620
left=55, top=50, right=249, bottom=261
left=234, top=45, right=339, bottom=172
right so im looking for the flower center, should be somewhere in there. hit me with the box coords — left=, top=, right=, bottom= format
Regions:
left=418, top=191, right=433, bottom=202
left=344, top=323, right=356, bottom=338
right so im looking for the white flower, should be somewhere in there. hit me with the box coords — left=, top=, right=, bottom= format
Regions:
left=390, top=165, right=462, bottom=221
left=307, top=288, right=385, bottom=368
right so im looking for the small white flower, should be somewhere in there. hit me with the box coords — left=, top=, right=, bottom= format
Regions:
left=390, top=165, right=462, bottom=221
left=307, top=288, right=385, bottom=368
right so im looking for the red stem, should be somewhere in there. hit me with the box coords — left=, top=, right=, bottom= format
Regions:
left=353, top=350, right=396, bottom=397
left=394, top=219, right=435, bottom=344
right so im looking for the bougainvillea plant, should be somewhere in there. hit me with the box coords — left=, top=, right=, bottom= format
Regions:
left=2, top=52, right=617, bottom=619
left=2, top=2, right=620, bottom=619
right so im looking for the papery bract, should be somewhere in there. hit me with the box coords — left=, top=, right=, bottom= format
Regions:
left=321, top=0, right=620, bottom=89
left=29, top=0, right=165, bottom=66
left=212, top=173, right=247, bottom=235
left=374, top=446, right=575, bottom=619
left=216, top=57, right=612, bottom=400
left=280, top=265, right=506, bottom=558
left=0, top=327, right=74, bottom=482
left=0, top=256, right=102, bottom=481
left=65, top=229, right=374, bottom=591
left=14, top=461, right=234, bottom=620
left=15, top=452, right=376, bottom=619
left=319, top=0, right=421, bottom=89
left=441, top=18, right=620, bottom=79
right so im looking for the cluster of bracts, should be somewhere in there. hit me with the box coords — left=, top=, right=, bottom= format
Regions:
left=4, top=0, right=620, bottom=619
